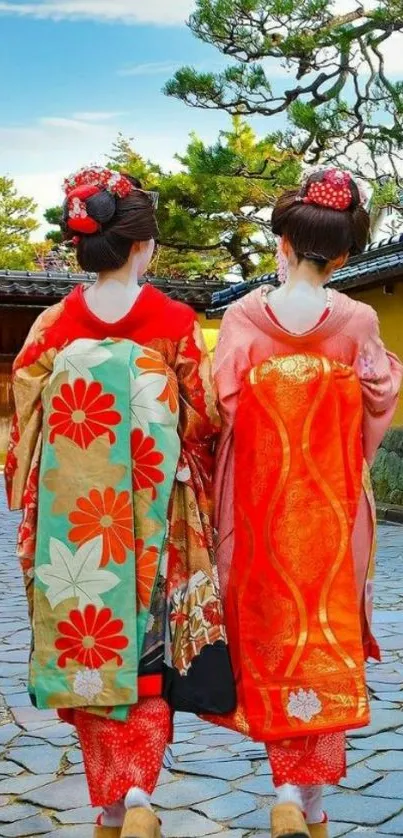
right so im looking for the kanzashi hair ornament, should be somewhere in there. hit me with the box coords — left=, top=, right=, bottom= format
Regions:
left=64, top=167, right=134, bottom=200
left=302, top=169, right=354, bottom=212
left=63, top=167, right=135, bottom=236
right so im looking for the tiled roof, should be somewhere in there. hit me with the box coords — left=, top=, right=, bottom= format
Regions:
left=208, top=233, right=403, bottom=317
left=0, top=271, right=231, bottom=313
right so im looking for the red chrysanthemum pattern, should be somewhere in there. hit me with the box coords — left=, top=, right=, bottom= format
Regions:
left=135, top=539, right=159, bottom=611
left=131, top=429, right=164, bottom=499
left=68, top=488, right=135, bottom=566
left=202, top=601, right=223, bottom=628
left=49, top=379, right=121, bottom=448
left=55, top=605, right=128, bottom=669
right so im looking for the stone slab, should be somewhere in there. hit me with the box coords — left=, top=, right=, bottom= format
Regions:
left=0, top=815, right=54, bottom=836
left=0, top=774, right=55, bottom=794
left=339, top=766, right=381, bottom=790
left=350, top=733, right=403, bottom=750
left=349, top=708, right=403, bottom=738
left=159, top=810, right=221, bottom=837
left=327, top=793, right=403, bottom=825
left=21, top=775, right=90, bottom=810
left=171, top=760, right=253, bottom=781
left=377, top=812, right=403, bottom=833
left=152, top=777, right=230, bottom=809
left=366, top=752, right=403, bottom=771
left=0, top=803, right=38, bottom=823
left=194, top=791, right=257, bottom=821
left=0, top=761, right=24, bottom=777
left=0, top=725, right=20, bottom=747
left=365, top=772, right=403, bottom=798
left=234, top=774, right=275, bottom=795
left=8, top=744, right=65, bottom=774
left=56, top=806, right=102, bottom=825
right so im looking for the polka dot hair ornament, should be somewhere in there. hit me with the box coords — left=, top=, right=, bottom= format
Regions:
left=63, top=166, right=134, bottom=235
left=302, top=169, right=355, bottom=212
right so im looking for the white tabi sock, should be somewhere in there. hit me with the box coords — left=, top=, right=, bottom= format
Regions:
left=300, top=785, right=325, bottom=824
left=275, top=783, right=303, bottom=810
left=101, top=799, right=126, bottom=827
left=125, top=787, right=152, bottom=811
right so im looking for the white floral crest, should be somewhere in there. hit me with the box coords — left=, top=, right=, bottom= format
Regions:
left=287, top=688, right=322, bottom=723
left=73, top=669, right=103, bottom=701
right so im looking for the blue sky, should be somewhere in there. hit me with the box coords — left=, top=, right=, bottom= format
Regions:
left=0, top=0, right=401, bottom=237
left=0, top=1, right=231, bottom=234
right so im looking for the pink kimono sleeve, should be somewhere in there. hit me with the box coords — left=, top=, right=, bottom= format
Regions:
left=352, top=310, right=402, bottom=658
left=355, top=310, right=403, bottom=465
left=213, top=308, right=250, bottom=598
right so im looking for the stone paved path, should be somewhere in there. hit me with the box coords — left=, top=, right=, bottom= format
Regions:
left=1, top=486, right=403, bottom=838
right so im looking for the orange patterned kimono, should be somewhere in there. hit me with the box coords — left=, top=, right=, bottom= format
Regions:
left=211, top=287, right=402, bottom=786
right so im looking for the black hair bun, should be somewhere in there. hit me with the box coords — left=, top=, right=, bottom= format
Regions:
left=85, top=190, right=117, bottom=226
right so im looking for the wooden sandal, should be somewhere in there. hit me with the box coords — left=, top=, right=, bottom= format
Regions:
left=93, top=825, right=121, bottom=838
left=307, top=818, right=329, bottom=838
left=271, top=803, right=310, bottom=838
left=121, top=808, right=161, bottom=838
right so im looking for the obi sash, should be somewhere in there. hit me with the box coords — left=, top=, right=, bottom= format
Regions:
left=30, top=338, right=179, bottom=718
left=219, top=353, right=370, bottom=741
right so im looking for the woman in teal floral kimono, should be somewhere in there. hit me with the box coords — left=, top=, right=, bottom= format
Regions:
left=5, top=167, right=234, bottom=838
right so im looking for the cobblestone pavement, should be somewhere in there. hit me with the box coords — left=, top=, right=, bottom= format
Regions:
left=1, top=486, right=403, bottom=838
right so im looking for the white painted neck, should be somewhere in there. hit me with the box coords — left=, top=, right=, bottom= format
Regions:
left=269, top=278, right=328, bottom=335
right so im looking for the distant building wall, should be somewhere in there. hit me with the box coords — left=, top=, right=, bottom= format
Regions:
left=349, top=283, right=403, bottom=426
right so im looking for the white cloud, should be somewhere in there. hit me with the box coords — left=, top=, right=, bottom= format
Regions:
left=40, top=116, right=100, bottom=131
left=0, top=0, right=194, bottom=26
left=14, top=169, right=66, bottom=239
left=118, top=61, right=182, bottom=78
left=72, top=111, right=127, bottom=121
left=0, top=110, right=195, bottom=240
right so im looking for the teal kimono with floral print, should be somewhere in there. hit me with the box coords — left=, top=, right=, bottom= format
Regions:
left=6, top=285, right=235, bottom=720
left=31, top=338, right=179, bottom=719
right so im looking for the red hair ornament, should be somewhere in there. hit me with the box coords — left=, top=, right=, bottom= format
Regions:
left=302, top=169, right=354, bottom=212
left=66, top=184, right=100, bottom=235
left=64, top=166, right=134, bottom=236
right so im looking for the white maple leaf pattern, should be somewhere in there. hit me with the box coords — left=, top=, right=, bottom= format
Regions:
left=53, top=339, right=113, bottom=383
left=130, top=372, right=172, bottom=433
left=36, top=536, right=119, bottom=609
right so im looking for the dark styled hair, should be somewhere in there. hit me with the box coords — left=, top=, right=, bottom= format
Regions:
left=63, top=175, right=158, bottom=273
left=272, top=170, right=370, bottom=270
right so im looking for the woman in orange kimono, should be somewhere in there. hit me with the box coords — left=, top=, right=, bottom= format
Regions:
left=5, top=167, right=234, bottom=838
left=212, top=169, right=402, bottom=838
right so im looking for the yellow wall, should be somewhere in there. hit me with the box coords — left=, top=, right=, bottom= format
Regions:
left=200, top=286, right=403, bottom=427
left=350, top=284, right=403, bottom=426
left=199, top=313, right=221, bottom=354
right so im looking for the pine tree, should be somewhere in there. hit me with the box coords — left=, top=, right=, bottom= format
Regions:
left=0, top=177, right=38, bottom=270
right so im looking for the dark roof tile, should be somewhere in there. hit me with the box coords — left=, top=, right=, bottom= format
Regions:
left=0, top=272, right=231, bottom=312
left=208, top=233, right=403, bottom=316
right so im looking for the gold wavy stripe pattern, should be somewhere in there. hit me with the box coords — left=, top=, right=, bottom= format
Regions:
left=236, top=481, right=273, bottom=730
left=300, top=358, right=360, bottom=674
left=256, top=386, right=309, bottom=680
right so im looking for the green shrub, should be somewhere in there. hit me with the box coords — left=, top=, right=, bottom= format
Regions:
left=371, top=428, right=403, bottom=506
